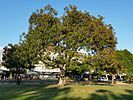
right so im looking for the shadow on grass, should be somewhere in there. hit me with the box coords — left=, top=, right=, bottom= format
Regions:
left=0, top=84, right=82, bottom=100
left=89, top=89, right=133, bottom=100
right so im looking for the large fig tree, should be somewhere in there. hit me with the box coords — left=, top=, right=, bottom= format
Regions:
left=24, top=5, right=118, bottom=86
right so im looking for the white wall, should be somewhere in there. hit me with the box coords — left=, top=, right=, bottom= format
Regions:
left=0, top=48, right=3, bottom=64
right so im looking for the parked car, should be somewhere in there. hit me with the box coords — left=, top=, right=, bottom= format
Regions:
left=98, top=77, right=108, bottom=82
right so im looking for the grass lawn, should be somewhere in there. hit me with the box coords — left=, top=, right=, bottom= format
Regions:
left=0, top=84, right=133, bottom=100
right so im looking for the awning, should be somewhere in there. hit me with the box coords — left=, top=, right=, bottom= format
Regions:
left=34, top=68, right=60, bottom=73
left=0, top=66, right=9, bottom=71
left=27, top=71, right=39, bottom=75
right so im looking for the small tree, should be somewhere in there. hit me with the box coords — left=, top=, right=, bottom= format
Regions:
left=2, top=44, right=24, bottom=84
left=116, top=49, right=133, bottom=82
left=93, top=48, right=125, bottom=84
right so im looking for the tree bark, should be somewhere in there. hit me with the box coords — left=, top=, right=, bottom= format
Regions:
left=58, top=67, right=66, bottom=87
left=15, top=73, right=22, bottom=85
left=9, top=73, right=13, bottom=80
left=58, top=76, right=64, bottom=87
left=112, top=74, right=115, bottom=85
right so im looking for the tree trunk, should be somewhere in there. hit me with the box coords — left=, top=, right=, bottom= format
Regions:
left=58, top=68, right=66, bottom=87
left=58, top=77, right=64, bottom=87
left=112, top=74, right=115, bottom=85
left=15, top=74, right=22, bottom=85
left=9, top=73, right=12, bottom=80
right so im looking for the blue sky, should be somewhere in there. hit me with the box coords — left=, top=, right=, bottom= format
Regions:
left=0, top=0, right=133, bottom=53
